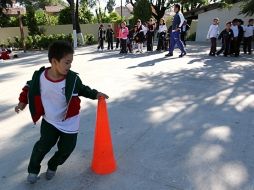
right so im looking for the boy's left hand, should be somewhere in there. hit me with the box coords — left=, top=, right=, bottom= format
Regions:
left=97, top=92, right=109, bottom=99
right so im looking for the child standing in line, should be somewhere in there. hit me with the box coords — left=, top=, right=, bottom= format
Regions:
left=115, top=24, right=121, bottom=50
left=119, top=21, right=129, bottom=54
left=217, top=22, right=234, bottom=57
left=106, top=25, right=114, bottom=50
left=15, top=41, right=108, bottom=184
left=156, top=18, right=167, bottom=51
left=136, top=19, right=145, bottom=53
left=146, top=18, right=156, bottom=52
left=97, top=24, right=106, bottom=51
left=207, top=18, right=219, bottom=56
left=231, top=18, right=239, bottom=56
left=243, top=19, right=254, bottom=55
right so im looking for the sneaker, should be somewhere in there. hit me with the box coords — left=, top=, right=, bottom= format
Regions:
left=179, top=52, right=186, bottom=58
left=45, top=169, right=56, bottom=180
left=165, top=53, right=173, bottom=57
left=27, top=173, right=39, bottom=184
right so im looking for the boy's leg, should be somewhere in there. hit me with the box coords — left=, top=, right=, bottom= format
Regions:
left=111, top=39, right=113, bottom=50
left=47, top=132, right=77, bottom=172
left=247, top=37, right=252, bottom=54
left=243, top=37, right=247, bottom=53
left=28, top=119, right=59, bottom=174
left=108, top=40, right=110, bottom=50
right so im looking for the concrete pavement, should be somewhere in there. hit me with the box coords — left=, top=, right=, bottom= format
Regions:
left=0, top=42, right=254, bottom=190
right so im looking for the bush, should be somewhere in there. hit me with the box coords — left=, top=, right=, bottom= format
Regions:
left=6, top=33, right=73, bottom=50
left=187, top=32, right=196, bottom=41
left=85, top=34, right=97, bottom=45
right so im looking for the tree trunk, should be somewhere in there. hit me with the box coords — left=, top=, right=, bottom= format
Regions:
left=75, top=0, right=85, bottom=46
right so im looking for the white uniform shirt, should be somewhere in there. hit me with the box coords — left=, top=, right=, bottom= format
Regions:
left=244, top=25, right=254, bottom=37
left=207, top=24, right=219, bottom=38
left=158, top=25, right=167, bottom=33
left=40, top=70, right=80, bottom=134
left=231, top=25, right=239, bottom=37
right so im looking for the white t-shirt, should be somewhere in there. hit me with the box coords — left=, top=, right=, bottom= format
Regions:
left=244, top=25, right=254, bottom=37
left=158, top=25, right=167, bottom=33
left=207, top=24, right=219, bottom=38
left=40, top=70, right=80, bottom=134
left=231, top=25, right=239, bottom=37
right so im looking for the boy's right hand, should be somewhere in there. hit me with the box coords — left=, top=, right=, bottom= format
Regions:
left=15, top=102, right=27, bottom=113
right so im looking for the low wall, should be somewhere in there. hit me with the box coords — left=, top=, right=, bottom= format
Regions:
left=0, top=23, right=111, bottom=43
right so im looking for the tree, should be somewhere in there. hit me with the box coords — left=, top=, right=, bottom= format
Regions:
left=133, top=0, right=152, bottom=24
left=106, top=0, right=116, bottom=13
left=240, top=0, right=254, bottom=16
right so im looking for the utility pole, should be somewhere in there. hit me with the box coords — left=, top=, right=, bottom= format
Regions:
left=120, top=0, right=122, bottom=19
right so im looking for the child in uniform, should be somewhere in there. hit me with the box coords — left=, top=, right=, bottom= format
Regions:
left=207, top=18, right=219, bottom=56
left=217, top=22, right=234, bottom=56
left=15, top=41, right=108, bottom=184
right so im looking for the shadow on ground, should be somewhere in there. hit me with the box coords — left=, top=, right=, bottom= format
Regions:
left=1, top=43, right=254, bottom=190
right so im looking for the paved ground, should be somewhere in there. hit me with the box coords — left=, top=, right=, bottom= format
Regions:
left=0, top=42, right=254, bottom=190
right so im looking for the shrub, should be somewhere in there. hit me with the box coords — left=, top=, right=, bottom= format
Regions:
left=6, top=33, right=74, bottom=50
left=85, top=34, right=97, bottom=45
left=187, top=32, right=196, bottom=41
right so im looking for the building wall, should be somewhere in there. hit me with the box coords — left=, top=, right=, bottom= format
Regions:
left=0, top=23, right=111, bottom=43
left=196, top=2, right=251, bottom=41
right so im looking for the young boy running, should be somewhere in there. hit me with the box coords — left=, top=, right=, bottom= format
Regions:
left=15, top=40, right=108, bottom=184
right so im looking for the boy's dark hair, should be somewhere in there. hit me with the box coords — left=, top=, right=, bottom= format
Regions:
left=174, top=4, right=181, bottom=10
left=249, top=19, right=254, bottom=23
left=48, top=41, right=74, bottom=63
left=232, top=18, right=238, bottom=23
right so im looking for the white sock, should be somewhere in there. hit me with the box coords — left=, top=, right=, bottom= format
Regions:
left=140, top=43, right=143, bottom=51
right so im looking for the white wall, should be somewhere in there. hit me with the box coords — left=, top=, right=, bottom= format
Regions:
left=196, top=2, right=251, bottom=42
left=0, top=23, right=111, bottom=43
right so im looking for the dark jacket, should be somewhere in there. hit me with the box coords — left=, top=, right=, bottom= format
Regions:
left=106, top=28, right=114, bottom=40
left=18, top=67, right=98, bottom=124
left=218, top=29, right=234, bottom=42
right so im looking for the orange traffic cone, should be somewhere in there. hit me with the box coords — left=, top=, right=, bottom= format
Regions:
left=91, top=97, right=117, bottom=175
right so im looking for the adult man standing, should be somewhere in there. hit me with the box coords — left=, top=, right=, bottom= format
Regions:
left=165, top=4, right=186, bottom=57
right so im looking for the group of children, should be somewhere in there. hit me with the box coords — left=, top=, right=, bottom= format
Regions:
left=97, top=18, right=190, bottom=55
left=207, top=18, right=254, bottom=57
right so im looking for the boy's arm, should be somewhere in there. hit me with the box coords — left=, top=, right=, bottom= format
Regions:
left=77, top=77, right=108, bottom=100
left=15, top=82, right=30, bottom=113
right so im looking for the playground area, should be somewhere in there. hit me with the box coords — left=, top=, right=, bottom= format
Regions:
left=0, top=42, right=254, bottom=190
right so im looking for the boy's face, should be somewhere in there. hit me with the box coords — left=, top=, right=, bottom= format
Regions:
left=226, top=24, right=231, bottom=29
left=213, top=19, right=218, bottom=25
left=52, top=53, right=73, bottom=76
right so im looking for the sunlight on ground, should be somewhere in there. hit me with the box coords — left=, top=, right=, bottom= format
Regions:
left=202, top=126, right=231, bottom=142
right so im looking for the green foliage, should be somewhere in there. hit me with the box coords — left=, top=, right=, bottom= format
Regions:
left=58, top=6, right=72, bottom=24
left=133, top=0, right=152, bottom=23
left=240, top=0, right=254, bottom=16
left=26, top=2, right=40, bottom=35
left=106, top=0, right=116, bottom=13
left=6, top=33, right=73, bottom=50
left=84, top=34, right=97, bottom=45
left=35, top=9, right=48, bottom=25
left=79, top=5, right=94, bottom=24
left=5, top=33, right=97, bottom=50
left=58, top=6, right=93, bottom=24
left=186, top=32, right=196, bottom=41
